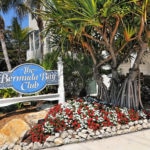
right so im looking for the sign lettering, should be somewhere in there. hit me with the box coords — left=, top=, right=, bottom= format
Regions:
left=0, top=63, right=58, bottom=94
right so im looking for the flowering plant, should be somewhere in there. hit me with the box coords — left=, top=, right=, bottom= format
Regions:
left=43, top=98, right=147, bottom=133
left=26, top=98, right=147, bottom=143
left=28, top=123, right=49, bottom=143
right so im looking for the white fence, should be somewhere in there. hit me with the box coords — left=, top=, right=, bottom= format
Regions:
left=0, top=58, right=65, bottom=107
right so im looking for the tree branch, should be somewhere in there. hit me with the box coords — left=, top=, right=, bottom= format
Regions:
left=96, top=41, right=129, bottom=68
left=110, top=15, right=120, bottom=45
left=81, top=41, right=97, bottom=65
left=82, top=32, right=105, bottom=45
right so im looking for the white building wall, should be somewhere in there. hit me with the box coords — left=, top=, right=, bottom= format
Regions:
left=29, top=13, right=39, bottom=30
left=118, top=63, right=130, bottom=75
left=27, top=12, right=52, bottom=61
left=140, top=54, right=150, bottom=75
left=118, top=53, right=150, bottom=75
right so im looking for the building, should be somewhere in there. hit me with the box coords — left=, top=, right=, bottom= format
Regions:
left=119, top=51, right=150, bottom=76
left=26, top=10, right=51, bottom=61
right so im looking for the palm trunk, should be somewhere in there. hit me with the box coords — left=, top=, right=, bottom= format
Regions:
left=0, top=32, right=12, bottom=71
left=36, top=5, right=44, bottom=61
left=39, top=32, right=44, bottom=60
left=18, top=47, right=22, bottom=64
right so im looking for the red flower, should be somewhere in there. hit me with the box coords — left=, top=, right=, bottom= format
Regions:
left=117, top=112, right=129, bottom=124
left=128, top=109, right=139, bottom=121
left=29, top=123, right=49, bottom=143
left=71, top=120, right=81, bottom=130
left=45, top=104, right=62, bottom=119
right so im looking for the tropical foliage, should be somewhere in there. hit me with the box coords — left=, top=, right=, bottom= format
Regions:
left=10, top=17, right=30, bottom=64
left=40, top=51, right=93, bottom=97
left=63, top=53, right=93, bottom=97
left=0, top=0, right=28, bottom=70
left=38, top=0, right=150, bottom=109
left=0, top=18, right=29, bottom=70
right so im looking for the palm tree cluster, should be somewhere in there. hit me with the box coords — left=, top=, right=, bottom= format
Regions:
left=0, top=0, right=27, bottom=71
left=0, top=0, right=45, bottom=69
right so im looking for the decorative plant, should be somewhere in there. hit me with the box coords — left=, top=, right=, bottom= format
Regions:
left=25, top=98, right=148, bottom=144
left=0, top=88, right=18, bottom=98
left=29, top=123, right=49, bottom=143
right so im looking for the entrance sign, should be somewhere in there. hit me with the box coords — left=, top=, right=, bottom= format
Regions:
left=0, top=63, right=58, bottom=94
left=0, top=58, right=65, bottom=107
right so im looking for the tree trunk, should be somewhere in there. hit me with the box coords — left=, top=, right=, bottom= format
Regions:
left=37, top=9, right=44, bottom=61
left=0, top=31, right=12, bottom=71
left=116, top=42, right=147, bottom=109
left=116, top=70, right=142, bottom=109
left=93, top=65, right=109, bottom=102
left=17, top=47, right=22, bottom=64
left=109, top=68, right=121, bottom=105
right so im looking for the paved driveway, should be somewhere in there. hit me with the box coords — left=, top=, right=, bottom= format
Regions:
left=44, top=129, right=150, bottom=150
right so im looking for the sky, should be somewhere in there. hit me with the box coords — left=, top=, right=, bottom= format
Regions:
left=0, top=8, right=28, bottom=29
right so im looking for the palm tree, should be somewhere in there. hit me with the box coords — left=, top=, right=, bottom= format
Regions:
left=0, top=0, right=28, bottom=71
left=11, top=17, right=30, bottom=64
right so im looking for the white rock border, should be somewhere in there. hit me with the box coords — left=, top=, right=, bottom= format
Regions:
left=1, top=119, right=150, bottom=150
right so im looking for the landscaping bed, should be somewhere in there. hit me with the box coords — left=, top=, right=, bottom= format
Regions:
left=1, top=97, right=150, bottom=150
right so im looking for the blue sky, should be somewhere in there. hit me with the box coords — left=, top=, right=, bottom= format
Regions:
left=0, top=8, right=28, bottom=29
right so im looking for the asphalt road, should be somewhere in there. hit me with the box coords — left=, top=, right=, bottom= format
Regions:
left=44, top=129, right=150, bottom=150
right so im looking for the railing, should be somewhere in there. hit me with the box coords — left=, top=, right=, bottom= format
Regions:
left=0, top=57, right=65, bottom=107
